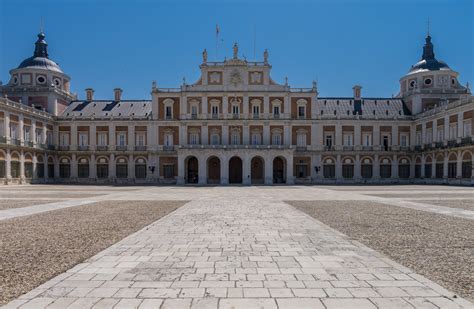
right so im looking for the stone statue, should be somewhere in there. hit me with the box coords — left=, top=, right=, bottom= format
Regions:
left=233, top=43, right=238, bottom=59
left=202, top=49, right=208, bottom=63
left=312, top=80, right=317, bottom=91
left=264, top=49, right=268, bottom=64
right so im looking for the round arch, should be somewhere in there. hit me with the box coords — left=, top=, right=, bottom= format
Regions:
left=207, top=156, right=221, bottom=184
left=251, top=156, right=265, bottom=184
left=361, top=156, right=374, bottom=179
left=322, top=156, right=336, bottom=179
left=185, top=156, right=199, bottom=184
left=272, top=156, right=286, bottom=184
left=229, top=156, right=243, bottom=184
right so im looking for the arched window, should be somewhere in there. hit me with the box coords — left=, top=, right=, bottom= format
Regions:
left=462, top=152, right=472, bottom=179
left=342, top=158, right=354, bottom=179
left=135, top=158, right=147, bottom=179
left=24, top=154, right=33, bottom=178
left=78, top=157, right=90, bottom=178
left=116, top=157, right=128, bottom=179
left=398, top=158, right=410, bottom=179
left=59, top=157, right=71, bottom=178
left=380, top=158, right=392, bottom=178
left=97, top=157, right=109, bottom=179
left=231, top=128, right=240, bottom=145
left=323, top=157, right=335, bottom=179
left=36, top=155, right=45, bottom=179
left=11, top=152, right=20, bottom=178
left=361, top=158, right=373, bottom=179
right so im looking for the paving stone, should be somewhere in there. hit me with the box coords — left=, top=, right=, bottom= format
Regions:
left=276, top=298, right=325, bottom=309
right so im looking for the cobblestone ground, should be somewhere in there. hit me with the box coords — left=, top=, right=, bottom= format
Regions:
left=2, top=185, right=474, bottom=309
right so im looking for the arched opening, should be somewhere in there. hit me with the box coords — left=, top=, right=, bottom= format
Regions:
left=424, top=156, right=432, bottom=178
left=342, top=157, right=354, bottom=179
left=380, top=157, right=392, bottom=179
left=24, top=154, right=33, bottom=179
left=251, top=156, right=264, bottom=184
left=116, top=157, right=128, bottom=179
left=36, top=155, right=45, bottom=179
left=0, top=151, right=5, bottom=178
left=323, top=157, right=336, bottom=179
left=186, top=156, right=199, bottom=184
left=273, top=157, right=286, bottom=183
left=11, top=152, right=20, bottom=178
left=59, top=157, right=71, bottom=178
left=415, top=157, right=422, bottom=178
left=97, top=157, right=109, bottom=179
left=361, top=157, right=373, bottom=179
left=229, top=156, right=243, bottom=184
left=207, top=156, right=221, bottom=184
left=398, top=157, right=410, bottom=179
left=135, top=157, right=147, bottom=179
left=448, top=153, right=457, bottom=179
left=77, top=157, right=90, bottom=178
left=435, top=154, right=444, bottom=178
left=462, top=152, right=472, bottom=179
left=47, top=157, right=55, bottom=178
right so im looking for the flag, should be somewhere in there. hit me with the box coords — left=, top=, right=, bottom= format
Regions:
left=216, top=24, right=220, bottom=36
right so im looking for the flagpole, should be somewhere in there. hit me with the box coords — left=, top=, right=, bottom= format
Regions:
left=215, top=24, right=219, bottom=60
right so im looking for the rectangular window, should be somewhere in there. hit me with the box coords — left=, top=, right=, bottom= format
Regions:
left=462, top=161, right=472, bottom=178
left=298, top=106, right=305, bottom=118
left=273, top=105, right=280, bottom=117
left=232, top=105, right=239, bottom=116
left=36, top=129, right=43, bottom=144
left=343, top=134, right=353, bottom=146
left=59, top=164, right=70, bottom=178
left=191, top=106, right=198, bottom=117
left=136, top=134, right=145, bottom=146
left=98, top=132, right=107, bottom=146
left=435, top=163, right=443, bottom=178
left=297, top=134, right=306, bottom=146
left=164, top=164, right=174, bottom=179
left=78, top=133, right=88, bottom=146
left=212, top=105, right=219, bottom=116
left=164, top=134, right=173, bottom=146
left=211, top=134, right=219, bottom=145
left=135, top=164, right=147, bottom=179
left=231, top=133, right=240, bottom=145
left=342, top=165, right=354, bottom=179
left=437, top=127, right=443, bottom=141
left=97, top=164, right=109, bottom=178
left=253, top=105, right=260, bottom=118
left=416, top=132, right=422, bottom=145
left=463, top=121, right=471, bottom=137
left=272, top=134, right=281, bottom=145
left=24, top=127, right=30, bottom=141
left=400, top=134, right=408, bottom=147
left=448, top=162, right=457, bottom=178
left=296, top=164, right=307, bottom=178
left=415, top=165, right=421, bottom=178
left=10, top=124, right=18, bottom=139
left=361, top=165, right=373, bottom=179
left=325, top=135, right=333, bottom=148
left=165, top=106, right=172, bottom=119
left=48, top=164, right=54, bottom=178
left=251, top=133, right=261, bottom=145
left=189, top=133, right=199, bottom=145
left=60, top=133, right=69, bottom=146
left=363, top=134, right=372, bottom=146
left=117, top=133, right=126, bottom=146
left=449, top=124, right=457, bottom=140
left=36, top=163, right=44, bottom=178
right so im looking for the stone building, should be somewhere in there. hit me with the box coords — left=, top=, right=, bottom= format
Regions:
left=0, top=32, right=473, bottom=185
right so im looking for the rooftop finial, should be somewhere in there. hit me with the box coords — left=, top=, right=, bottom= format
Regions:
left=421, top=32, right=435, bottom=61
left=33, top=30, right=48, bottom=58
left=40, top=17, right=44, bottom=33
left=233, top=43, right=238, bottom=59
left=427, top=17, right=430, bottom=37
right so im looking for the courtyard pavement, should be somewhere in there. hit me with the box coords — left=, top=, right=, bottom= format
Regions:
left=1, top=185, right=474, bottom=308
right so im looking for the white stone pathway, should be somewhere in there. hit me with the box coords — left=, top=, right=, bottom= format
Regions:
left=3, top=187, right=473, bottom=309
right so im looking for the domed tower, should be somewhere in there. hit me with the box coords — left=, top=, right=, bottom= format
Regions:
left=0, top=31, right=76, bottom=115
left=399, top=34, right=470, bottom=115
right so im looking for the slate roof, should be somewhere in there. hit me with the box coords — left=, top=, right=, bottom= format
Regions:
left=316, top=98, right=411, bottom=118
left=60, top=100, right=152, bottom=118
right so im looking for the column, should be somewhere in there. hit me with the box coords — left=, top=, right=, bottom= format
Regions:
left=201, top=125, right=208, bottom=145
left=71, top=123, right=77, bottom=150
left=355, top=154, right=361, bottom=179
left=202, top=96, right=208, bottom=119
left=4, top=111, right=10, bottom=143
left=220, top=156, right=229, bottom=185
left=312, top=154, right=322, bottom=181
left=222, top=125, right=229, bottom=145
left=457, top=111, right=464, bottom=138
left=283, top=95, right=290, bottom=119
left=177, top=154, right=185, bottom=184
left=316, top=123, right=324, bottom=147
left=243, top=95, right=249, bottom=118
left=392, top=125, right=398, bottom=146
left=263, top=123, right=270, bottom=145
left=311, top=123, right=317, bottom=148
left=443, top=154, right=448, bottom=179
left=53, top=125, right=59, bottom=148
left=222, top=95, right=229, bottom=119
left=109, top=153, right=116, bottom=181
left=286, top=155, right=294, bottom=184
left=263, top=95, right=269, bottom=118
left=71, top=153, right=77, bottom=178
left=410, top=125, right=416, bottom=147
left=31, top=121, right=36, bottom=146
left=432, top=120, right=437, bottom=142
left=283, top=123, right=290, bottom=146
left=19, top=114, right=24, bottom=145
left=181, top=95, right=188, bottom=119
left=421, top=154, right=425, bottom=178
left=90, top=153, right=96, bottom=179
left=444, top=115, right=449, bottom=142
left=243, top=153, right=251, bottom=185
left=391, top=154, right=398, bottom=179
left=128, top=154, right=135, bottom=181
left=421, top=122, right=426, bottom=145
left=410, top=156, right=416, bottom=179
left=198, top=156, right=206, bottom=184
left=54, top=155, right=60, bottom=178
left=373, top=153, right=380, bottom=179
left=128, top=125, right=135, bottom=151
left=32, top=154, right=37, bottom=180
left=354, top=125, right=361, bottom=147
left=264, top=154, right=273, bottom=185
left=179, top=124, right=187, bottom=146
left=335, top=124, right=342, bottom=148
left=6, top=149, right=11, bottom=179
left=90, top=124, right=96, bottom=151
left=335, top=154, right=342, bottom=179
left=373, top=124, right=380, bottom=146
left=20, top=150, right=25, bottom=181
left=243, top=124, right=249, bottom=144
left=108, top=124, right=115, bottom=150
left=43, top=153, right=48, bottom=180
left=456, top=150, right=462, bottom=178
left=431, top=156, right=436, bottom=179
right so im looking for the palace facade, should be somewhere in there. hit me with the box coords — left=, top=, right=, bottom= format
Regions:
left=0, top=32, right=473, bottom=185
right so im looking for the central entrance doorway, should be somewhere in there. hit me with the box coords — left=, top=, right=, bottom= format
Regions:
left=186, top=156, right=198, bottom=183
left=251, top=156, right=264, bottom=184
left=228, top=156, right=243, bottom=184
left=207, top=156, right=221, bottom=184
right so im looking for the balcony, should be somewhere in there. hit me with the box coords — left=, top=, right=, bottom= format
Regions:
left=343, top=146, right=354, bottom=151
left=447, top=140, right=457, bottom=148
left=116, top=145, right=127, bottom=151
left=96, top=145, right=108, bottom=151
left=414, top=145, right=422, bottom=151
left=191, top=114, right=198, bottom=120
left=435, top=142, right=444, bottom=149
left=47, top=144, right=55, bottom=150
left=253, top=114, right=260, bottom=120
left=424, top=143, right=432, bottom=150
left=400, top=146, right=410, bottom=152
left=273, top=114, right=280, bottom=119
left=296, top=146, right=307, bottom=152
left=165, top=115, right=172, bottom=120
left=362, top=146, right=373, bottom=151
left=163, top=145, right=175, bottom=151
left=0, top=136, right=6, bottom=144
left=58, top=145, right=70, bottom=151
left=324, top=145, right=334, bottom=151
left=135, top=145, right=147, bottom=151
left=232, top=114, right=239, bottom=119
left=11, top=139, right=21, bottom=146
left=461, top=136, right=473, bottom=145
left=24, top=141, right=34, bottom=147
left=211, top=114, right=219, bottom=120
left=78, top=145, right=89, bottom=151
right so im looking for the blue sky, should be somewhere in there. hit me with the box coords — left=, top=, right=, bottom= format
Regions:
left=1, top=0, right=472, bottom=100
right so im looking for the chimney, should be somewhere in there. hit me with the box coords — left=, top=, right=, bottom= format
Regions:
left=85, top=88, right=94, bottom=101
left=353, top=85, right=362, bottom=100
left=114, top=88, right=122, bottom=101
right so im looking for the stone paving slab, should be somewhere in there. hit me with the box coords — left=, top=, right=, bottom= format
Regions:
left=4, top=187, right=473, bottom=309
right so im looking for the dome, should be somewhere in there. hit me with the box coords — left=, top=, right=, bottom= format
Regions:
left=408, top=35, right=451, bottom=74
left=16, top=32, right=63, bottom=73
left=18, top=56, right=63, bottom=73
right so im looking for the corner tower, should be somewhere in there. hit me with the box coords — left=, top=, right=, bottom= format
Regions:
left=399, top=34, right=470, bottom=115
left=0, top=31, right=76, bottom=115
